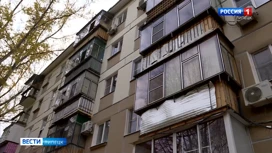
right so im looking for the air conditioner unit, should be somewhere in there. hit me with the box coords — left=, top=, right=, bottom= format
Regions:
left=237, top=6, right=258, bottom=26
left=242, top=80, right=272, bottom=107
left=81, top=121, right=93, bottom=135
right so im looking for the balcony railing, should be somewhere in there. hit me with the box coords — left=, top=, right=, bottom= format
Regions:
left=53, top=97, right=93, bottom=123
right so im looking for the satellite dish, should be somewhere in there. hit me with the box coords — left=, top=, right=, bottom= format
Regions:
left=245, top=86, right=262, bottom=103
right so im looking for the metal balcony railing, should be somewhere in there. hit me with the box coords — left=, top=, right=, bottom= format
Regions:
left=53, top=97, right=93, bottom=123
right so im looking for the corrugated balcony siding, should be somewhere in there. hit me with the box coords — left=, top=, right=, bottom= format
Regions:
left=53, top=97, right=93, bottom=123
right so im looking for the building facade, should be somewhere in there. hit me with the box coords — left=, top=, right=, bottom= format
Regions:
left=16, top=0, right=272, bottom=153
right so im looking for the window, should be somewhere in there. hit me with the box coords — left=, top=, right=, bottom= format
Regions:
left=49, top=89, right=57, bottom=109
left=32, top=111, right=38, bottom=120
left=38, top=98, right=43, bottom=107
left=80, top=49, right=87, bottom=62
left=97, top=121, right=110, bottom=144
left=69, top=83, right=77, bottom=98
left=82, top=78, right=98, bottom=99
left=149, top=65, right=164, bottom=103
left=133, top=58, right=142, bottom=77
left=152, top=21, right=164, bottom=43
left=111, top=39, right=123, bottom=56
left=41, top=84, right=48, bottom=94
left=41, top=117, right=48, bottom=130
left=128, top=110, right=141, bottom=134
left=178, top=0, right=193, bottom=26
left=91, top=43, right=100, bottom=59
left=253, top=47, right=272, bottom=81
left=234, top=0, right=252, bottom=7
left=116, top=10, right=127, bottom=26
left=135, top=118, right=228, bottom=153
left=105, top=74, right=117, bottom=95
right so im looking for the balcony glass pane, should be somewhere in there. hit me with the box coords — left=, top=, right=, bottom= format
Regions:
left=136, top=141, right=152, bottom=153
left=229, top=55, right=241, bottom=83
left=178, top=2, right=193, bottom=26
left=166, top=56, right=182, bottom=96
left=182, top=46, right=198, bottom=61
left=150, top=75, right=163, bottom=91
left=89, top=82, right=97, bottom=99
left=200, top=36, right=222, bottom=79
left=183, top=56, right=201, bottom=88
left=154, top=135, right=173, bottom=153
left=165, top=8, right=178, bottom=35
left=221, top=47, right=233, bottom=76
left=140, top=26, right=152, bottom=52
left=149, top=86, right=163, bottom=103
left=193, top=0, right=211, bottom=16
left=209, top=118, right=229, bottom=153
left=82, top=79, right=91, bottom=95
left=135, top=74, right=149, bottom=110
left=177, top=127, right=199, bottom=153
left=150, top=65, right=164, bottom=78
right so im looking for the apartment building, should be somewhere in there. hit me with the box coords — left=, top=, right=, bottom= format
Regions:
left=14, top=0, right=272, bottom=153
left=15, top=44, right=76, bottom=153
left=89, top=0, right=272, bottom=153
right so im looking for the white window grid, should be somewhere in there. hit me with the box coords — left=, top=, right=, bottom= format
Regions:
left=128, top=110, right=141, bottom=134
left=105, top=75, right=117, bottom=95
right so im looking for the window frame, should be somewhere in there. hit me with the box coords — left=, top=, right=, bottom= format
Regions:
left=96, top=120, right=110, bottom=144
left=152, top=20, right=164, bottom=44
left=111, top=39, right=123, bottom=56
left=252, top=46, right=272, bottom=82
left=132, top=58, right=142, bottom=79
left=127, top=109, right=141, bottom=134
left=116, top=10, right=127, bottom=26
left=105, top=74, right=117, bottom=95
left=69, top=83, right=77, bottom=98
left=135, top=117, right=228, bottom=153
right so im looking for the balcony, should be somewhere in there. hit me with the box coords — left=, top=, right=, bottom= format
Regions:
left=73, top=10, right=112, bottom=47
left=135, top=34, right=241, bottom=115
left=140, top=0, right=224, bottom=54
left=65, top=56, right=102, bottom=84
left=53, top=97, right=94, bottom=123
left=19, top=86, right=38, bottom=108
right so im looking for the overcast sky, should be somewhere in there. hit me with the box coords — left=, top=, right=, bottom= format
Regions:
left=0, top=0, right=118, bottom=137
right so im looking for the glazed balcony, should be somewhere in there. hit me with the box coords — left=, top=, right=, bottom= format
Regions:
left=53, top=97, right=94, bottom=123
left=135, top=33, right=241, bottom=116
left=140, top=0, right=224, bottom=54
left=73, top=10, right=112, bottom=47
left=65, top=38, right=105, bottom=83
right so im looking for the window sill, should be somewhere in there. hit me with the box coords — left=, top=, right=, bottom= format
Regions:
left=108, top=51, right=120, bottom=60
left=90, top=142, right=107, bottom=151
left=124, top=130, right=140, bottom=137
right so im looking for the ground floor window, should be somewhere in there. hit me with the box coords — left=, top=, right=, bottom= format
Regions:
left=136, top=118, right=228, bottom=153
